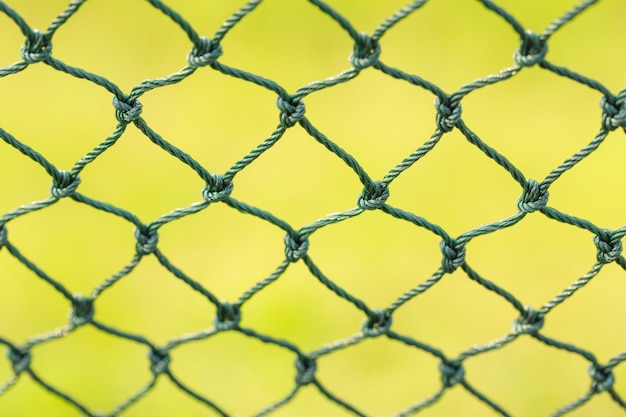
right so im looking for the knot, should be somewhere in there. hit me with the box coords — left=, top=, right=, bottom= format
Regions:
left=0, top=226, right=7, bottom=247
left=69, top=294, right=94, bottom=327
left=149, top=348, right=171, bottom=375
left=134, top=227, right=159, bottom=255
left=214, top=302, right=241, bottom=331
left=202, top=174, right=233, bottom=203
left=357, top=181, right=389, bottom=210
left=187, top=36, right=223, bottom=67
left=21, top=30, right=52, bottom=64
left=350, top=32, right=380, bottom=70
left=7, top=346, right=31, bottom=374
left=361, top=309, right=392, bottom=337
left=517, top=179, right=549, bottom=213
left=276, top=96, right=305, bottom=127
left=594, top=231, right=622, bottom=264
left=512, top=306, right=544, bottom=334
left=295, top=355, right=317, bottom=385
left=513, top=30, right=547, bottom=67
left=284, top=232, right=309, bottom=262
left=112, top=95, right=143, bottom=123
left=434, top=96, right=462, bottom=132
left=440, top=239, right=465, bottom=273
left=589, top=363, right=614, bottom=393
left=600, top=92, right=626, bottom=133
left=439, top=360, right=464, bottom=387
left=50, top=171, right=81, bottom=198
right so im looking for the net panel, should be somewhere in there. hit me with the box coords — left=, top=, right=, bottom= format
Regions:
left=0, top=0, right=625, bottom=416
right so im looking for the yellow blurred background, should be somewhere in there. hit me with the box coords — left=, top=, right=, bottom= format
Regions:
left=1, top=0, right=625, bottom=416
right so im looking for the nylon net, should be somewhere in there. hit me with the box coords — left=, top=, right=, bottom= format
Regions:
left=1, top=0, right=625, bottom=416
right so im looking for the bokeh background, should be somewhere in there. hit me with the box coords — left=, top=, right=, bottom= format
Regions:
left=1, top=0, right=626, bottom=416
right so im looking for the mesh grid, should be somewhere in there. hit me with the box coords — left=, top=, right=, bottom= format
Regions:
left=1, top=0, right=625, bottom=416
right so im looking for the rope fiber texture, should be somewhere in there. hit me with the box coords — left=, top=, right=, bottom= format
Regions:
left=1, top=0, right=625, bottom=416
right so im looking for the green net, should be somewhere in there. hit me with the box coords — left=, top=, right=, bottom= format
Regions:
left=1, top=0, right=625, bottom=416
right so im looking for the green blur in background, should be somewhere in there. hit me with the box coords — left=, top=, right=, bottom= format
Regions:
left=1, top=0, right=626, bottom=416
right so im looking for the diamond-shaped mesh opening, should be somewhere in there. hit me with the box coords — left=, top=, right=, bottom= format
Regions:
left=548, top=131, right=626, bottom=228
left=220, top=0, right=352, bottom=89
left=310, top=210, right=442, bottom=305
left=32, top=327, right=150, bottom=412
left=380, top=0, right=517, bottom=91
left=546, top=0, right=626, bottom=90
left=0, top=66, right=114, bottom=168
left=388, top=128, right=521, bottom=235
left=544, top=262, right=626, bottom=360
left=240, top=261, right=365, bottom=351
left=463, top=69, right=601, bottom=180
left=392, top=268, right=519, bottom=355
left=117, top=378, right=229, bottom=417
left=0, top=250, right=68, bottom=340
left=51, top=0, right=191, bottom=90
left=233, top=126, right=364, bottom=225
left=157, top=203, right=285, bottom=299
left=77, top=126, right=206, bottom=220
left=325, top=0, right=418, bottom=34
left=171, top=332, right=295, bottom=416
left=0, top=146, right=49, bottom=214
left=268, top=385, right=360, bottom=417
left=139, top=73, right=279, bottom=173
left=305, top=70, right=436, bottom=179
left=318, top=337, right=440, bottom=416
left=417, top=386, right=509, bottom=417
left=0, top=377, right=81, bottom=417
left=467, top=214, right=595, bottom=305
left=8, top=199, right=134, bottom=292
left=95, top=256, right=216, bottom=344
left=465, top=337, right=591, bottom=416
